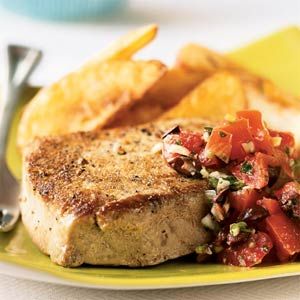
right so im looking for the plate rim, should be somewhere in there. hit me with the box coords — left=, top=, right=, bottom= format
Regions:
left=1, top=256, right=300, bottom=290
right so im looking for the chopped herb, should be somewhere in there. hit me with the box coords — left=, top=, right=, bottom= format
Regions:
left=219, top=131, right=227, bottom=138
left=195, top=244, right=213, bottom=255
left=208, top=174, right=244, bottom=191
left=241, top=162, right=253, bottom=174
left=175, top=140, right=182, bottom=145
left=225, top=175, right=245, bottom=190
left=204, top=126, right=213, bottom=135
left=208, top=177, right=219, bottom=189
left=230, top=222, right=252, bottom=237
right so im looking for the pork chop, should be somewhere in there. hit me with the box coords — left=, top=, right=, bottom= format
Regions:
left=20, top=119, right=210, bottom=267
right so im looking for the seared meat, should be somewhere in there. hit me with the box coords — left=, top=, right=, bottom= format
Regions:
left=20, top=119, right=210, bottom=267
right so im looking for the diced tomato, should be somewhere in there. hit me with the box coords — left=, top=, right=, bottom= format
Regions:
left=269, top=129, right=295, bottom=156
left=275, top=181, right=300, bottom=199
left=274, top=182, right=300, bottom=218
left=198, top=148, right=223, bottom=168
left=258, top=198, right=282, bottom=215
left=229, top=188, right=262, bottom=215
left=236, top=110, right=263, bottom=129
left=258, top=197, right=300, bottom=262
left=236, top=110, right=264, bottom=132
left=205, top=128, right=232, bottom=163
left=230, top=154, right=269, bottom=189
left=236, top=110, right=273, bottom=155
left=221, top=119, right=253, bottom=160
left=231, top=152, right=292, bottom=189
left=273, top=149, right=293, bottom=178
left=265, top=213, right=300, bottom=262
left=218, top=232, right=273, bottom=267
left=179, top=130, right=204, bottom=154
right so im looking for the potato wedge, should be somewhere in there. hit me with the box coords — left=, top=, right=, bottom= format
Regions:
left=245, top=79, right=300, bottom=146
left=176, top=43, right=300, bottom=146
left=177, top=43, right=259, bottom=87
left=17, top=60, right=166, bottom=149
left=106, top=67, right=208, bottom=127
left=162, top=71, right=247, bottom=122
left=90, top=24, right=158, bottom=63
left=176, top=43, right=237, bottom=73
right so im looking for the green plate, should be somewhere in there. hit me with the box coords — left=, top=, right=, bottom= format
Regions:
left=1, top=27, right=300, bottom=289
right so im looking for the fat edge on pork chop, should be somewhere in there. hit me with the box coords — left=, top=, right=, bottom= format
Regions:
left=20, top=119, right=210, bottom=267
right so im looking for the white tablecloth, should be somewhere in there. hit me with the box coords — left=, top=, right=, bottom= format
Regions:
left=0, top=0, right=299, bottom=86
left=0, top=274, right=299, bottom=300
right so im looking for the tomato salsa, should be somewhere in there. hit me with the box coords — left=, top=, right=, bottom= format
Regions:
left=162, top=110, right=300, bottom=267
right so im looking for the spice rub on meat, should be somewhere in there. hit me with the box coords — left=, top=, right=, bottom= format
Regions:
left=20, top=119, right=210, bottom=267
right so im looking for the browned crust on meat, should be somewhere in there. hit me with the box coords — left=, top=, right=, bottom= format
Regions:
left=24, top=119, right=209, bottom=218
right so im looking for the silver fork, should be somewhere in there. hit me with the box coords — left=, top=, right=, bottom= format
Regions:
left=0, top=45, right=41, bottom=232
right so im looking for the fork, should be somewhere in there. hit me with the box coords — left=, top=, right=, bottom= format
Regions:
left=0, top=45, right=41, bottom=232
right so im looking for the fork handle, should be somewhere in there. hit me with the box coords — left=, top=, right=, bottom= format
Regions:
left=0, top=45, right=41, bottom=159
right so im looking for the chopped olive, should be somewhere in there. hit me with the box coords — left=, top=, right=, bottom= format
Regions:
left=162, top=125, right=180, bottom=139
left=280, top=197, right=300, bottom=219
left=239, top=205, right=269, bottom=224
left=204, top=126, right=213, bottom=135
left=268, top=166, right=281, bottom=187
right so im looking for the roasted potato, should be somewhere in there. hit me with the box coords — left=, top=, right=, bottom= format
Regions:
left=106, top=67, right=208, bottom=127
left=18, top=60, right=166, bottom=149
left=176, top=43, right=300, bottom=145
left=162, top=71, right=247, bottom=122
left=17, top=24, right=165, bottom=150
left=89, top=24, right=158, bottom=63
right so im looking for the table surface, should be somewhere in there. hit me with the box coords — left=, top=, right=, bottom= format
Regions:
left=0, top=273, right=299, bottom=300
left=0, top=0, right=300, bottom=299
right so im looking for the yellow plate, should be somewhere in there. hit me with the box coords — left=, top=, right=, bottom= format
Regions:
left=228, top=26, right=300, bottom=97
left=1, top=27, right=300, bottom=289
